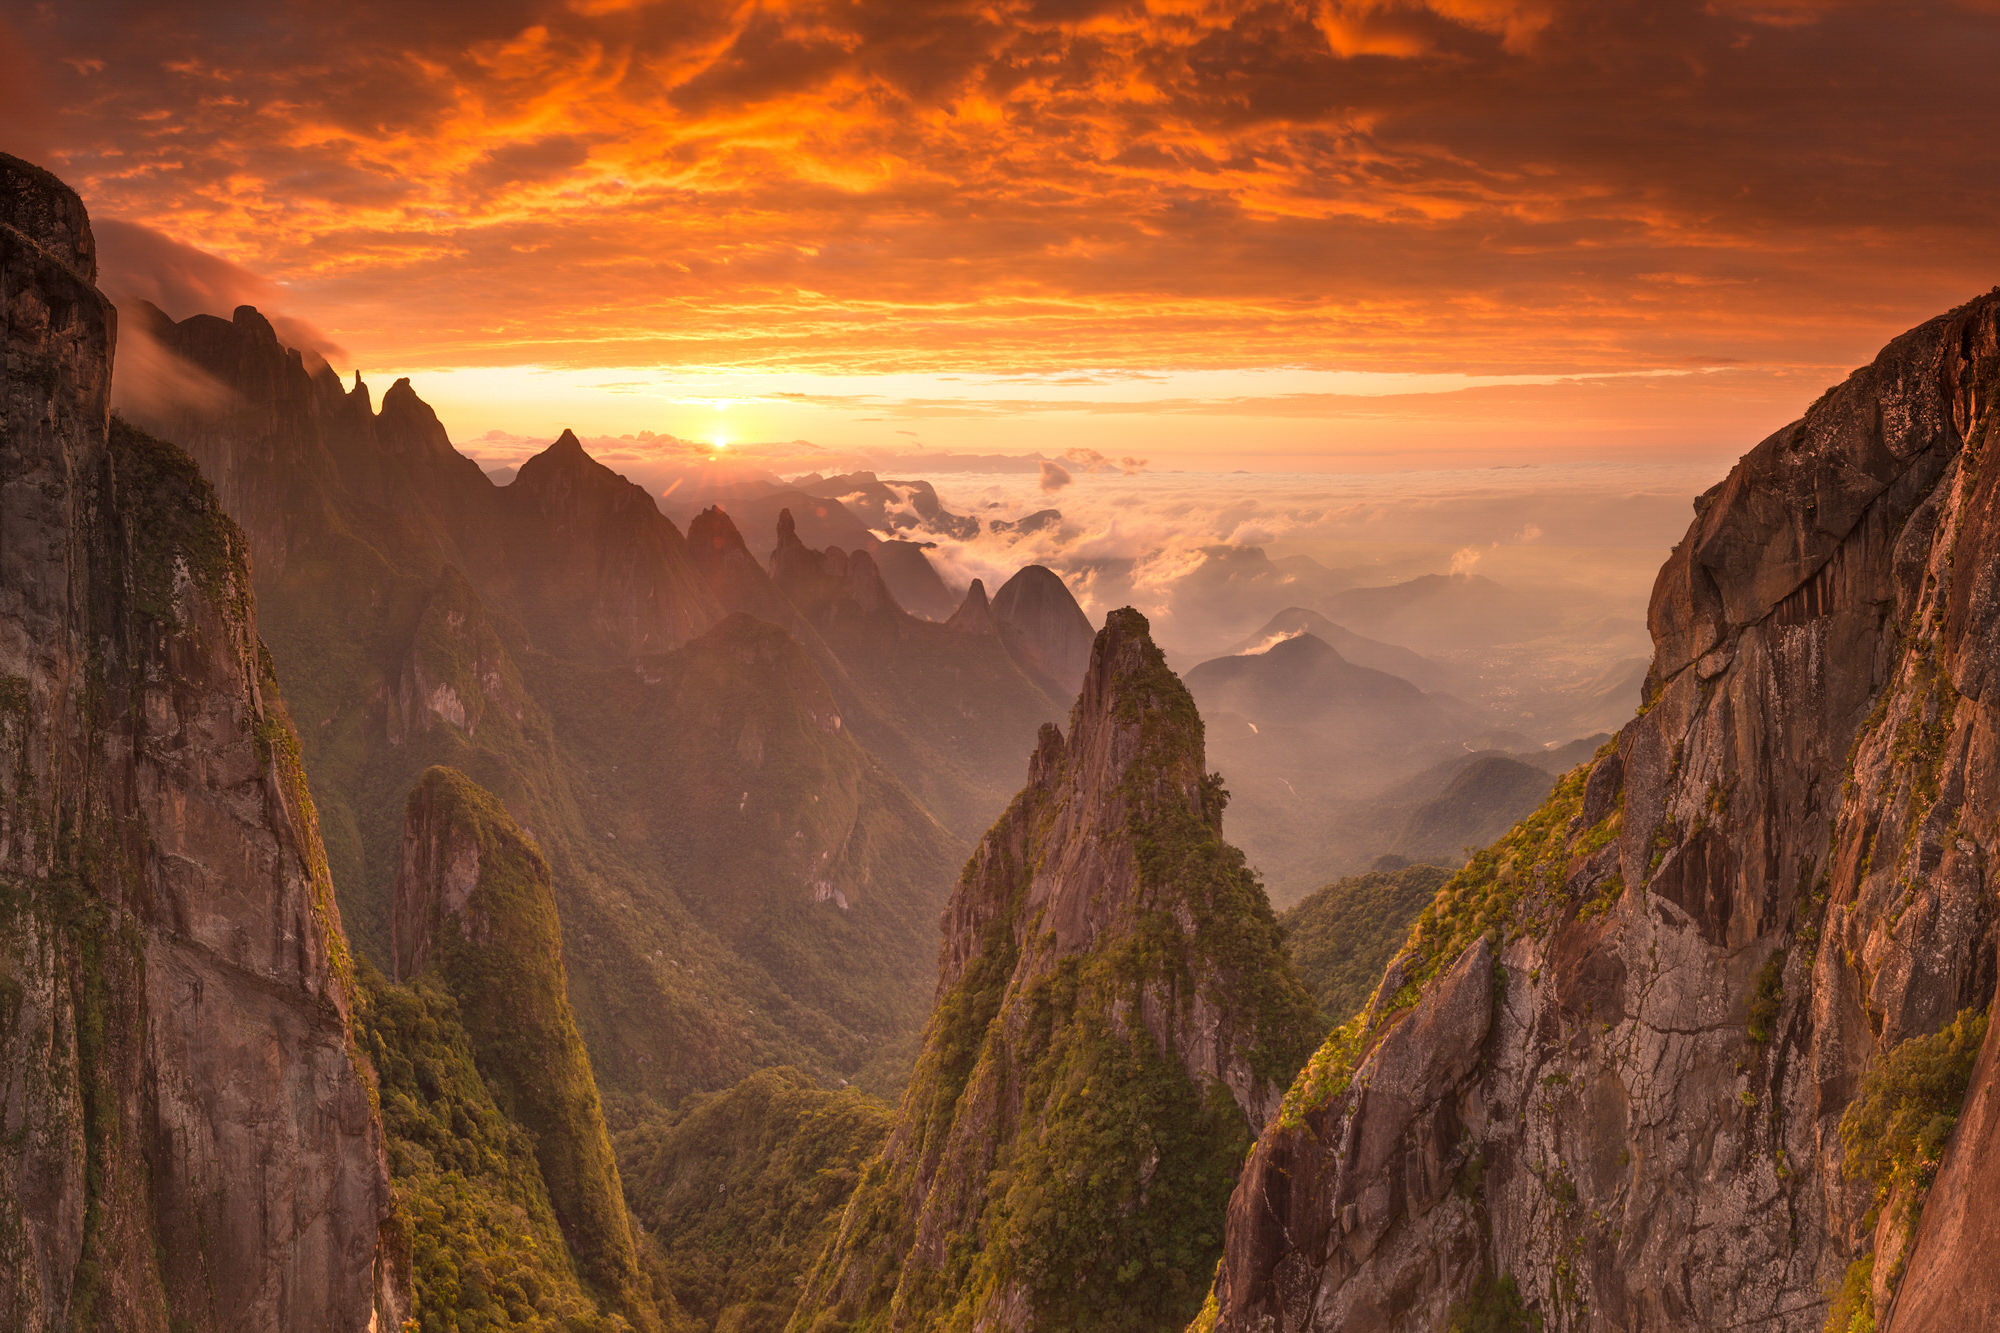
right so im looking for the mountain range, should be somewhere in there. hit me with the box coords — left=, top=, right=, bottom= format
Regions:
left=20, top=143, right=2000, bottom=1333
left=115, top=298, right=1106, bottom=1113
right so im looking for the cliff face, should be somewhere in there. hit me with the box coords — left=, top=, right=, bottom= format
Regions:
left=391, top=766, right=661, bottom=1329
left=1204, top=291, right=2000, bottom=1331
left=0, top=154, right=403, bottom=1330
left=794, top=609, right=1317, bottom=1333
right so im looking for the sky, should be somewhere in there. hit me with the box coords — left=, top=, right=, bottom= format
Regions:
left=11, top=0, right=2000, bottom=468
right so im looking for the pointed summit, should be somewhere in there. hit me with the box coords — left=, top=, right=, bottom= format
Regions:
left=516, top=427, right=594, bottom=480
left=499, top=429, right=719, bottom=656
left=795, top=606, right=1316, bottom=1332
left=687, top=505, right=795, bottom=623
left=946, top=576, right=996, bottom=634
left=688, top=503, right=746, bottom=554
left=775, top=505, right=803, bottom=551
left=376, top=376, right=455, bottom=458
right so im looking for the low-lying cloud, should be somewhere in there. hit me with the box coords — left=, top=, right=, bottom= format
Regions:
left=896, top=460, right=1714, bottom=658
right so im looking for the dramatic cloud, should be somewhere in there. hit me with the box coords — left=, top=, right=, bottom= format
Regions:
left=95, top=219, right=346, bottom=363
left=18, top=0, right=2000, bottom=459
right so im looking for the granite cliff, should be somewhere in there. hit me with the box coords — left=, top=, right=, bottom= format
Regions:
left=1202, top=291, right=2000, bottom=1331
left=0, top=153, right=405, bottom=1329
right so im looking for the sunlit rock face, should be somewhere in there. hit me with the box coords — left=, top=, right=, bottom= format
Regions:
left=1205, top=290, right=2000, bottom=1332
left=0, top=152, right=405, bottom=1332
left=795, top=608, right=1317, bottom=1333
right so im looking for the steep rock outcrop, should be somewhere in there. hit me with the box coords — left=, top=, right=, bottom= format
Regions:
left=794, top=609, right=1317, bottom=1332
left=1202, top=290, right=2000, bottom=1331
left=688, top=502, right=797, bottom=624
left=945, top=578, right=997, bottom=635
left=770, top=508, right=901, bottom=620
left=0, top=153, right=404, bottom=1331
left=391, top=766, right=660, bottom=1329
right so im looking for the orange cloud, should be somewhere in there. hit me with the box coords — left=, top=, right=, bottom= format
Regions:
left=12, top=0, right=2000, bottom=462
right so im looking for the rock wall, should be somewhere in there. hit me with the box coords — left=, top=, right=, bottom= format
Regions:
left=0, top=152, right=404, bottom=1331
left=1204, top=289, right=2000, bottom=1332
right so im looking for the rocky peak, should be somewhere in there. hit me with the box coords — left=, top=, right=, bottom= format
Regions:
left=391, top=766, right=660, bottom=1330
left=688, top=502, right=750, bottom=557
left=992, top=562, right=1096, bottom=696
left=770, top=505, right=813, bottom=579
left=945, top=576, right=996, bottom=633
left=768, top=510, right=904, bottom=621
left=512, top=427, right=628, bottom=496
left=492, top=429, right=718, bottom=656
left=228, top=302, right=282, bottom=348
left=794, top=606, right=1315, bottom=1332
left=685, top=504, right=795, bottom=622
left=375, top=375, right=455, bottom=457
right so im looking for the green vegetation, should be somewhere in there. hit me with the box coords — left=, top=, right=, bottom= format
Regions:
left=1840, top=1007, right=1986, bottom=1216
left=1280, top=757, right=1617, bottom=1128
left=1447, top=1273, right=1542, bottom=1332
left=356, top=964, right=650, bottom=1333
left=1822, top=1255, right=1875, bottom=1333
left=1747, top=950, right=1785, bottom=1044
left=793, top=610, right=1317, bottom=1333
left=974, top=990, right=1260, bottom=1330
left=402, top=767, right=656, bottom=1327
left=110, top=416, right=252, bottom=626
left=1281, top=864, right=1453, bottom=1024
left=1828, top=1007, right=1988, bottom=1328
left=1401, top=764, right=1601, bottom=994
left=618, top=1068, right=891, bottom=1332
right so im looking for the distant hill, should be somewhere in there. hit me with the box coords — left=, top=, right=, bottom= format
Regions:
left=1184, top=633, right=1489, bottom=903
left=1322, top=571, right=1558, bottom=653
left=1187, top=630, right=1435, bottom=723
left=1282, top=863, right=1454, bottom=1024
left=1224, top=606, right=1463, bottom=694
left=1391, top=753, right=1564, bottom=864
